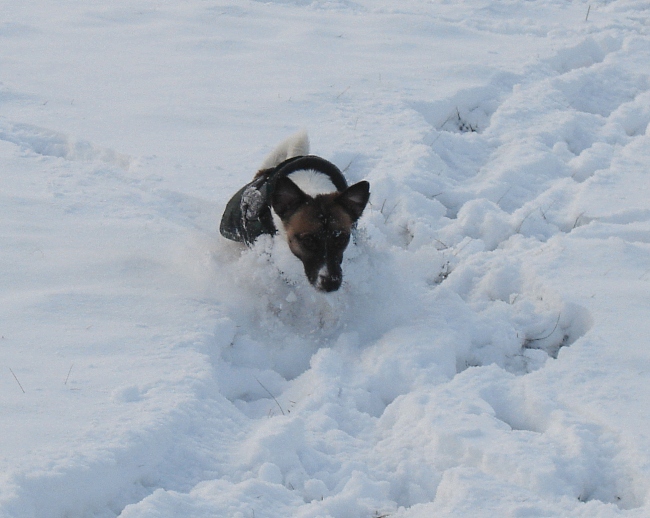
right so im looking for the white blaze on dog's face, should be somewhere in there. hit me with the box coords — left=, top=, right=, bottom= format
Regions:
left=271, top=175, right=370, bottom=292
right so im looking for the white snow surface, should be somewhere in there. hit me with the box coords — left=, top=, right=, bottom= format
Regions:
left=2, top=1, right=650, bottom=516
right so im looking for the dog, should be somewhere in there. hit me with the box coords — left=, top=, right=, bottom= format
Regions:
left=220, top=131, right=370, bottom=292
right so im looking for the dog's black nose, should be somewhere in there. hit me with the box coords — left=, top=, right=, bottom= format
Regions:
left=317, top=274, right=342, bottom=292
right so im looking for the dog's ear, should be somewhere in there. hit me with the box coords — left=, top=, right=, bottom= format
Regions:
left=271, top=176, right=308, bottom=220
left=337, top=181, right=370, bottom=222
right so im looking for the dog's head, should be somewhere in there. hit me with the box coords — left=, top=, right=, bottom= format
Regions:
left=271, top=176, right=370, bottom=292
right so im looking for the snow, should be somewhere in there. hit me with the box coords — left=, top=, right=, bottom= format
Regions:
left=1, top=0, right=650, bottom=516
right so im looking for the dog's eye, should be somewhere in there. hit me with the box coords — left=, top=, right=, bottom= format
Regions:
left=299, top=234, right=319, bottom=252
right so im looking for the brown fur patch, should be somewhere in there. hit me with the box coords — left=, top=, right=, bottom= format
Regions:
left=284, top=193, right=353, bottom=239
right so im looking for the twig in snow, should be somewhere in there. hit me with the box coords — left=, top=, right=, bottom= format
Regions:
left=385, top=202, right=399, bottom=223
left=342, top=154, right=359, bottom=173
left=586, top=5, right=591, bottom=21
left=434, top=239, right=449, bottom=250
left=526, top=313, right=562, bottom=344
left=377, top=199, right=400, bottom=223
left=572, top=212, right=585, bottom=229
left=254, top=377, right=285, bottom=416
left=64, top=363, right=74, bottom=385
left=453, top=238, right=474, bottom=256
left=336, top=86, right=350, bottom=99
left=539, top=200, right=558, bottom=222
left=9, top=368, right=25, bottom=393
left=515, top=209, right=535, bottom=233
left=496, top=187, right=511, bottom=206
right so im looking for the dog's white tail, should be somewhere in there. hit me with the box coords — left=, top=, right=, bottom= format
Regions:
left=260, top=130, right=310, bottom=169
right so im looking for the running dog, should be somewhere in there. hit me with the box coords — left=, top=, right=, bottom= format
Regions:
left=220, top=131, right=370, bottom=292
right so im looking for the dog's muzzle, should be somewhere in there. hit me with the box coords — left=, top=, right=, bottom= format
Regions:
left=315, top=266, right=342, bottom=292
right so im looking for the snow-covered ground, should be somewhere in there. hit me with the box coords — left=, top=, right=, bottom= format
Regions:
left=2, top=0, right=650, bottom=516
